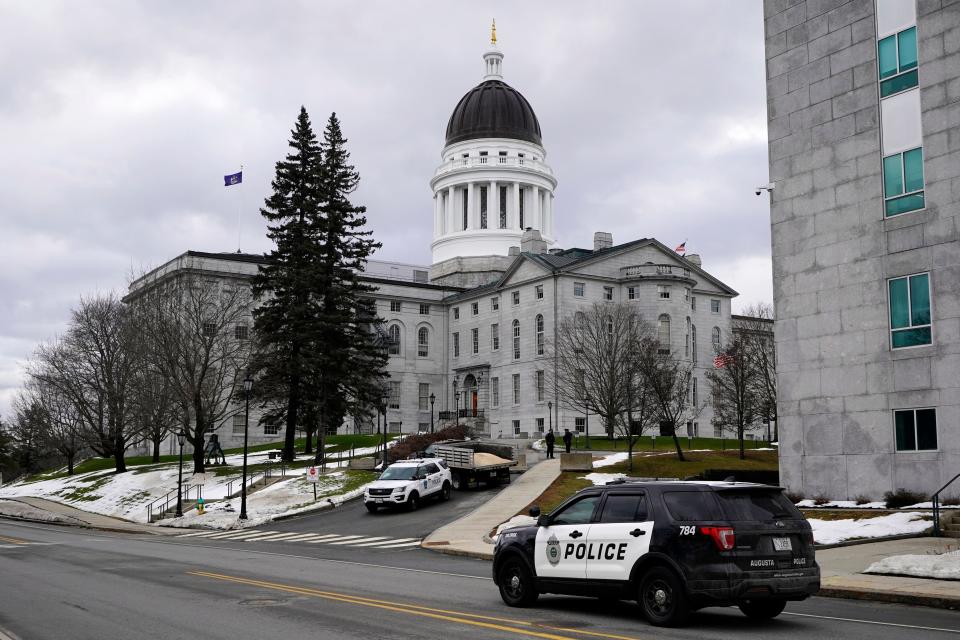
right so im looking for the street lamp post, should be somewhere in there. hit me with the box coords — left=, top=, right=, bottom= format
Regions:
left=240, top=373, right=253, bottom=521
left=453, top=379, right=459, bottom=421
left=584, top=397, right=591, bottom=450
left=175, top=430, right=186, bottom=517
left=548, top=401, right=553, bottom=434
left=429, top=393, right=435, bottom=434
left=381, top=387, right=390, bottom=469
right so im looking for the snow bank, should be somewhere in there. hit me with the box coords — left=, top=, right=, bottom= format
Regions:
left=593, top=453, right=628, bottom=468
left=865, top=550, right=960, bottom=580
left=581, top=472, right=627, bottom=486
left=808, top=512, right=931, bottom=545
left=797, top=499, right=887, bottom=509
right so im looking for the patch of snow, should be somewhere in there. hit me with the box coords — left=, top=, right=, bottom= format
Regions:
left=593, top=453, right=628, bottom=468
left=865, top=550, right=960, bottom=580
left=531, top=439, right=546, bottom=451
left=0, top=499, right=83, bottom=525
left=797, top=500, right=887, bottom=509
left=808, top=512, right=931, bottom=545
left=581, top=472, right=627, bottom=486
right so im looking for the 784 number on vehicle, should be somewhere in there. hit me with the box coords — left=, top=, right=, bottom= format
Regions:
left=679, top=525, right=697, bottom=536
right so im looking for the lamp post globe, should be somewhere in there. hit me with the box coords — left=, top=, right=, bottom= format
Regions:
left=175, top=430, right=186, bottom=518
left=240, top=373, right=253, bottom=521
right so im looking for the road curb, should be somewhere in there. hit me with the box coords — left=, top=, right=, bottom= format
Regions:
left=817, top=584, right=960, bottom=610
left=421, top=542, right=493, bottom=561
left=814, top=531, right=930, bottom=550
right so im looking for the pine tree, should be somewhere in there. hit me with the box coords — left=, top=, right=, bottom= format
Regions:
left=252, top=109, right=387, bottom=462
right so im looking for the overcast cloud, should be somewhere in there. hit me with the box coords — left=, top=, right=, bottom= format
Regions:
left=0, top=0, right=771, bottom=416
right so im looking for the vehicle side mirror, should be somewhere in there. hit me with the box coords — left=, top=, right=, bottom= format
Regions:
left=528, top=505, right=540, bottom=518
left=537, top=515, right=550, bottom=527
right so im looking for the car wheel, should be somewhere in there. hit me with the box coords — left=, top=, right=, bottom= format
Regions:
left=365, top=503, right=378, bottom=514
left=638, top=566, right=689, bottom=627
left=407, top=492, right=419, bottom=511
left=451, top=476, right=462, bottom=490
left=498, top=558, right=539, bottom=607
left=440, top=482, right=451, bottom=501
left=738, top=599, right=786, bottom=620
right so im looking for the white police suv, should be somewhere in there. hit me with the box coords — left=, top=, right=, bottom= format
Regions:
left=364, top=458, right=452, bottom=513
left=493, top=480, right=819, bottom=627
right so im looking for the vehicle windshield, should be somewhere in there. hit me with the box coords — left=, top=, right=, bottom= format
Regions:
left=379, top=466, right=418, bottom=481
left=716, top=490, right=802, bottom=521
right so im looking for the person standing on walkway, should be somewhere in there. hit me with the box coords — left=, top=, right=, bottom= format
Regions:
left=544, top=430, right=555, bottom=459
left=562, top=429, right=572, bottom=454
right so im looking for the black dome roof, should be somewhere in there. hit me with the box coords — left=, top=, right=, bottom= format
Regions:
left=445, top=80, right=542, bottom=146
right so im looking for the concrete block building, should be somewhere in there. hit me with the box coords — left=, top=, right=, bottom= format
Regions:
left=763, top=0, right=960, bottom=497
left=130, top=30, right=738, bottom=450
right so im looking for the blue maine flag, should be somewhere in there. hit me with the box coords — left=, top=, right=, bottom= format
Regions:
left=224, top=171, right=242, bottom=187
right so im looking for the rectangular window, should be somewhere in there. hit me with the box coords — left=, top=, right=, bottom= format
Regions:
left=491, top=323, right=499, bottom=351
left=418, top=383, right=430, bottom=412
left=711, top=299, right=721, bottom=314
left=691, top=296, right=696, bottom=311
left=491, top=296, right=499, bottom=311
left=513, top=321, right=521, bottom=360
left=883, top=147, right=925, bottom=216
left=234, top=324, right=248, bottom=340
left=512, top=290, right=520, bottom=305
left=894, top=408, right=937, bottom=451
left=472, top=328, right=479, bottom=354
left=878, top=26, right=918, bottom=98
left=471, top=301, right=479, bottom=315
left=513, top=419, right=521, bottom=435
left=491, top=377, right=500, bottom=407
left=536, top=370, right=545, bottom=402
left=628, top=286, right=637, bottom=300
left=512, top=373, right=520, bottom=405
left=389, top=422, right=401, bottom=434
left=574, top=282, right=585, bottom=297
left=888, top=273, right=932, bottom=348
left=575, top=417, right=585, bottom=433
left=480, top=186, right=488, bottom=229
left=202, top=322, right=216, bottom=337
left=390, top=300, right=401, bottom=312
left=419, top=303, right=430, bottom=315
left=536, top=417, right=545, bottom=433
left=684, top=288, right=691, bottom=303
left=499, top=186, right=508, bottom=228
left=603, top=286, right=613, bottom=301
left=658, top=285, right=670, bottom=299
left=536, top=285, right=544, bottom=299
left=413, top=269, right=428, bottom=283
left=264, top=423, right=280, bottom=436
left=232, top=415, right=245, bottom=434
left=453, top=332, right=460, bottom=357
left=453, top=307, right=459, bottom=320
left=462, top=189, right=468, bottom=230
left=389, top=381, right=401, bottom=409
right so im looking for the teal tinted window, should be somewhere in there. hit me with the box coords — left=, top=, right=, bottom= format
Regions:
left=889, top=273, right=932, bottom=348
left=898, top=27, right=917, bottom=70
left=895, top=411, right=915, bottom=450
left=880, top=69, right=918, bottom=97
left=885, top=192, right=925, bottom=216
left=889, top=278, right=909, bottom=329
left=903, top=148, right=924, bottom=192
left=910, top=274, right=930, bottom=325
left=883, top=155, right=903, bottom=197
left=878, top=35, right=898, bottom=79
left=916, top=409, right=938, bottom=450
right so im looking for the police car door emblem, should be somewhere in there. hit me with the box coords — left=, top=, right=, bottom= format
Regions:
left=546, top=534, right=561, bottom=566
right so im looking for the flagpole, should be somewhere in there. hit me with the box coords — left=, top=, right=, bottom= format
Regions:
left=237, top=164, right=243, bottom=253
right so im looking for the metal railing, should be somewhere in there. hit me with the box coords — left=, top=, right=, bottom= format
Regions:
left=434, top=155, right=553, bottom=177
left=621, top=264, right=692, bottom=279
left=933, top=472, right=960, bottom=536
left=146, top=484, right=203, bottom=523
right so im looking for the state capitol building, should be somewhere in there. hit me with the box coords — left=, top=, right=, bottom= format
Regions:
left=130, top=33, right=739, bottom=449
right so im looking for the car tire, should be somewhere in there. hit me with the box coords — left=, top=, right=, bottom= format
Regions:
left=365, top=503, right=378, bottom=514
left=738, top=599, right=786, bottom=620
left=638, top=566, right=689, bottom=627
left=407, top=492, right=419, bottom=511
left=440, top=482, right=451, bottom=501
left=497, top=558, right=539, bottom=607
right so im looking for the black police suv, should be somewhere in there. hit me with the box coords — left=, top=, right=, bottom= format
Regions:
left=493, top=480, right=819, bottom=627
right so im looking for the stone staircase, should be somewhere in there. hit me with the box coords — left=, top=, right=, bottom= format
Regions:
left=941, top=510, right=960, bottom=538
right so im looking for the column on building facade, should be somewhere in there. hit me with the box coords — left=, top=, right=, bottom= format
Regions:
left=512, top=181, right=521, bottom=230
left=532, top=185, right=541, bottom=231
left=489, top=179, right=498, bottom=230
left=547, top=193, right=554, bottom=237
left=433, top=193, right=441, bottom=235
left=446, top=186, right=455, bottom=233
left=467, top=182, right=475, bottom=230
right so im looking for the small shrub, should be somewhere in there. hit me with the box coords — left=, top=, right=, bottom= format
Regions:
left=854, top=494, right=872, bottom=506
left=812, top=493, right=830, bottom=506
left=883, top=487, right=927, bottom=509
left=940, top=495, right=960, bottom=506
left=386, top=424, right=468, bottom=463
left=786, top=491, right=804, bottom=504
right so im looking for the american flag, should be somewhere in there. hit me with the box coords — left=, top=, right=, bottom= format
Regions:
left=713, top=353, right=735, bottom=368
left=675, top=241, right=686, bottom=253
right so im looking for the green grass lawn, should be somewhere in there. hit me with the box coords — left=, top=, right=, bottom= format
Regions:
left=566, top=435, right=773, bottom=453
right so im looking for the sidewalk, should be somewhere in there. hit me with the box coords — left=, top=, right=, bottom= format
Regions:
left=0, top=497, right=179, bottom=536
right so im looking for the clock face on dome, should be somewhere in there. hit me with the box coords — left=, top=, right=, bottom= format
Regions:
left=445, top=80, right=542, bottom=147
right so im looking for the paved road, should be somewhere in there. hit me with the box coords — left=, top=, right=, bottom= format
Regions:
left=1, top=519, right=958, bottom=640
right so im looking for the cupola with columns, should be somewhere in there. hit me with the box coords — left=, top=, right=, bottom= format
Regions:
left=430, top=22, right=557, bottom=269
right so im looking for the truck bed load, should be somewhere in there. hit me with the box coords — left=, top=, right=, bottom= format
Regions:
left=430, top=440, right=517, bottom=469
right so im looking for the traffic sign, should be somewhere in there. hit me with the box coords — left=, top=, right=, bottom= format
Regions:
left=306, top=466, right=319, bottom=483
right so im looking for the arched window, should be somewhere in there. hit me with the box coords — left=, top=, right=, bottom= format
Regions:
left=685, top=317, right=691, bottom=358
left=658, top=314, right=671, bottom=354
left=712, top=327, right=721, bottom=350
left=417, top=327, right=429, bottom=357
left=691, top=325, right=697, bottom=365
left=513, top=319, right=521, bottom=360
left=388, top=324, right=401, bottom=356
left=536, top=314, right=545, bottom=356
left=692, top=377, right=698, bottom=407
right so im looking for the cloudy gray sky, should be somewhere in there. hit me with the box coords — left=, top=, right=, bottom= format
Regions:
left=0, top=0, right=770, bottom=416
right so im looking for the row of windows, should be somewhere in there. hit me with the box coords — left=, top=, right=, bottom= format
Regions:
left=387, top=300, right=432, bottom=315
left=387, top=325, right=430, bottom=357
left=453, top=287, right=722, bottom=318
left=201, top=323, right=249, bottom=339
left=452, top=315, right=547, bottom=359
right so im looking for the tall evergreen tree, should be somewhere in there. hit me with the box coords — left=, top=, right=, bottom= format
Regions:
left=252, top=109, right=386, bottom=462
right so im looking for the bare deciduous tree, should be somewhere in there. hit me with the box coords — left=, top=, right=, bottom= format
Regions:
left=706, top=337, right=759, bottom=460
left=737, top=303, right=777, bottom=442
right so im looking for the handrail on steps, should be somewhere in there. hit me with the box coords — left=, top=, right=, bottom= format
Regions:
left=933, top=471, right=960, bottom=536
